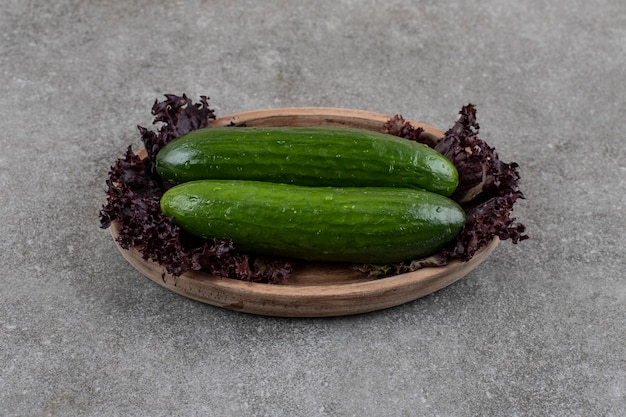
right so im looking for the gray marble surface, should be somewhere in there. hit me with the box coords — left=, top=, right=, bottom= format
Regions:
left=1, top=1, right=624, bottom=416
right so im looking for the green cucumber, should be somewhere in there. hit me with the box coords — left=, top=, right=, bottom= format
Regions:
left=156, top=126, right=458, bottom=196
left=160, top=180, right=466, bottom=264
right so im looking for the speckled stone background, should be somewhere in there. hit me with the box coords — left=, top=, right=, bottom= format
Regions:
left=1, top=1, right=624, bottom=416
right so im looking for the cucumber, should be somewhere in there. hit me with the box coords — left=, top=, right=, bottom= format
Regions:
left=156, top=126, right=458, bottom=196
left=160, top=180, right=466, bottom=264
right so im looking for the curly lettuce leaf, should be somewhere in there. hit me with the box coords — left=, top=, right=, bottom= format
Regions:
left=378, top=104, right=528, bottom=275
left=101, top=96, right=526, bottom=282
left=99, top=94, right=293, bottom=282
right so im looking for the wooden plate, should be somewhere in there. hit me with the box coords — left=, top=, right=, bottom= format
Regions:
left=110, top=107, right=499, bottom=317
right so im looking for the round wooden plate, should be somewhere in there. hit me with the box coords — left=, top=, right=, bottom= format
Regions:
left=110, top=107, right=499, bottom=317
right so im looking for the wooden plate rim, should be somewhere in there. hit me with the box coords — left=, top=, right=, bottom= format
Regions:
left=208, top=106, right=445, bottom=141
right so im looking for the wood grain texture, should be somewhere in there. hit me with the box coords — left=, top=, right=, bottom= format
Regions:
left=110, top=107, right=499, bottom=317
